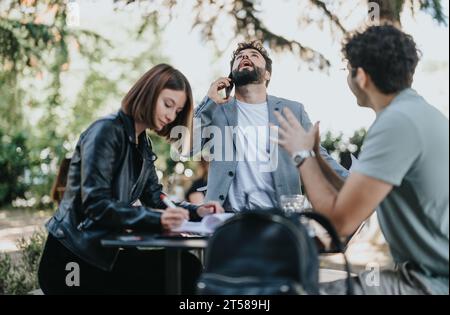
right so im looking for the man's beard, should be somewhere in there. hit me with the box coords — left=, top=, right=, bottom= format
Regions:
left=232, top=66, right=265, bottom=87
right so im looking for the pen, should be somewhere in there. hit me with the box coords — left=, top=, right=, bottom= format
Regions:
left=160, top=194, right=177, bottom=208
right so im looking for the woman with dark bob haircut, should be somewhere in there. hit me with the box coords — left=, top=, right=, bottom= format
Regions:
left=38, top=64, right=223, bottom=294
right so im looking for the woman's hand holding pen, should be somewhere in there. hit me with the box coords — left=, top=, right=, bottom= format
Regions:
left=159, top=194, right=189, bottom=230
left=160, top=207, right=189, bottom=231
left=159, top=194, right=224, bottom=229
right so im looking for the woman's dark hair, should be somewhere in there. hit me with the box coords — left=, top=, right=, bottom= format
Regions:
left=121, top=64, right=193, bottom=141
left=342, top=25, right=420, bottom=94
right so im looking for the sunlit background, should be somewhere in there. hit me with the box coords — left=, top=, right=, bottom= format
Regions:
left=74, top=0, right=449, bottom=134
left=0, top=0, right=448, bottom=294
left=0, top=0, right=448, bottom=207
left=67, top=0, right=450, bottom=199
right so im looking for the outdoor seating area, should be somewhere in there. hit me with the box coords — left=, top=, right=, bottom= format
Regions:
left=0, top=0, right=448, bottom=300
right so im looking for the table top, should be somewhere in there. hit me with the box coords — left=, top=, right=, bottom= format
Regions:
left=101, top=233, right=209, bottom=249
left=101, top=232, right=342, bottom=254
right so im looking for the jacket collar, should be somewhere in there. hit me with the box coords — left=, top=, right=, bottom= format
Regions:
left=118, top=110, right=137, bottom=144
left=267, top=95, right=283, bottom=127
left=118, top=110, right=156, bottom=160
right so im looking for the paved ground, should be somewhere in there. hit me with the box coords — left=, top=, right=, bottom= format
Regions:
left=0, top=209, right=51, bottom=252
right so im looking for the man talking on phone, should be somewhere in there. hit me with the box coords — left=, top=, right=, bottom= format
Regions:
left=193, top=41, right=348, bottom=212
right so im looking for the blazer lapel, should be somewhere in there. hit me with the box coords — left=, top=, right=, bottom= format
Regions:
left=267, top=95, right=283, bottom=127
left=222, top=98, right=238, bottom=128
left=222, top=99, right=238, bottom=154
left=267, top=96, right=285, bottom=206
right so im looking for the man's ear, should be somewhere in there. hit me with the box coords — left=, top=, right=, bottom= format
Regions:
left=265, top=70, right=271, bottom=82
left=355, top=67, right=368, bottom=90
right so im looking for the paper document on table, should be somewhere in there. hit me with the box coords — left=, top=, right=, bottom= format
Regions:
left=172, top=213, right=235, bottom=234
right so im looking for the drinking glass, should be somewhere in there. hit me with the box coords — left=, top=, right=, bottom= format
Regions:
left=280, top=195, right=306, bottom=214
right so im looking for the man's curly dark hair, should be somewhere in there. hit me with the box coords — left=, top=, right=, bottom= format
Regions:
left=343, top=25, right=421, bottom=94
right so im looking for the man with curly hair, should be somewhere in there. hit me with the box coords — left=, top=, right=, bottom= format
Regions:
left=275, top=25, right=449, bottom=295
left=194, top=40, right=348, bottom=212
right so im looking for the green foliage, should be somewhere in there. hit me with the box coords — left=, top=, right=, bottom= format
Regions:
left=370, top=0, right=447, bottom=26
left=321, top=128, right=367, bottom=169
left=0, top=251, right=12, bottom=294
left=120, top=0, right=447, bottom=70
left=0, top=129, right=30, bottom=205
left=0, top=16, right=57, bottom=73
left=348, top=128, right=367, bottom=157
left=418, top=0, right=448, bottom=25
left=68, top=73, right=119, bottom=136
left=0, top=1, right=117, bottom=208
left=0, top=0, right=445, bottom=208
left=0, top=230, right=46, bottom=295
left=321, top=131, right=344, bottom=154
left=17, top=231, right=47, bottom=278
left=0, top=72, right=25, bottom=130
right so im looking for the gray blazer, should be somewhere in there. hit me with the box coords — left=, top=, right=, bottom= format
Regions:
left=193, top=95, right=348, bottom=208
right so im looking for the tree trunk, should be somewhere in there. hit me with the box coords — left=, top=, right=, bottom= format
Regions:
left=370, top=0, right=405, bottom=28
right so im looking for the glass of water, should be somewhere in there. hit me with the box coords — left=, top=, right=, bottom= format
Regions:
left=280, top=195, right=306, bottom=214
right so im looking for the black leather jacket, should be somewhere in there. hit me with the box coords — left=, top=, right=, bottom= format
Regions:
left=46, top=110, right=200, bottom=271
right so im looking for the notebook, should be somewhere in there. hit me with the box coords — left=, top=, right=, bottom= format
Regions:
left=172, top=213, right=235, bottom=235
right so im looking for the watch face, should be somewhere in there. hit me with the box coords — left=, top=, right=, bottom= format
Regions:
left=294, top=155, right=303, bottom=165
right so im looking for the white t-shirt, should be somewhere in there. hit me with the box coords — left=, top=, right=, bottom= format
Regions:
left=227, top=100, right=277, bottom=211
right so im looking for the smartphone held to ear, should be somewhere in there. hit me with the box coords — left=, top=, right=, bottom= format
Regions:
left=225, top=72, right=234, bottom=98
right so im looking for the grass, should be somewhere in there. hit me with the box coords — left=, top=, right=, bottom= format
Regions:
left=0, top=230, right=47, bottom=295
left=0, top=206, right=51, bottom=294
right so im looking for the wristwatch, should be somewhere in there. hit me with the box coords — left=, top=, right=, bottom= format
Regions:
left=292, top=150, right=316, bottom=168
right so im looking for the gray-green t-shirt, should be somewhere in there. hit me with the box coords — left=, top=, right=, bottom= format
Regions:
left=353, top=88, right=449, bottom=294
